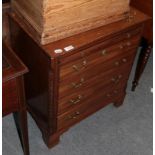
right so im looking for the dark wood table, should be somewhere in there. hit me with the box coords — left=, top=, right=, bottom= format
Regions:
left=2, top=41, right=29, bottom=155
left=130, top=0, right=153, bottom=91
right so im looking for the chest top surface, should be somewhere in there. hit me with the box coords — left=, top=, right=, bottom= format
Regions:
left=2, top=42, right=28, bottom=82
left=9, top=7, right=150, bottom=59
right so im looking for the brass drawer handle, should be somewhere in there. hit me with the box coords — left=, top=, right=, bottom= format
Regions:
left=115, top=58, right=127, bottom=66
left=118, top=75, right=123, bottom=79
left=68, top=111, right=80, bottom=120
left=119, top=42, right=131, bottom=49
left=72, top=60, right=87, bottom=72
left=101, top=49, right=107, bottom=56
left=126, top=42, right=131, bottom=46
left=115, top=61, right=120, bottom=66
left=69, top=95, right=82, bottom=105
left=71, top=78, right=84, bottom=88
left=126, top=33, right=131, bottom=38
left=106, top=94, right=111, bottom=97
left=119, top=45, right=124, bottom=49
left=122, top=58, right=127, bottom=63
left=114, top=90, right=118, bottom=94
left=111, top=74, right=123, bottom=84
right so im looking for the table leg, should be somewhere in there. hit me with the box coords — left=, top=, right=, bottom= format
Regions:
left=132, top=38, right=152, bottom=91
left=13, top=110, right=29, bottom=155
left=13, top=76, right=29, bottom=155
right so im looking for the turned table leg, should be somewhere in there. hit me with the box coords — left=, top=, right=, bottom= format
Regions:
left=132, top=38, right=152, bottom=91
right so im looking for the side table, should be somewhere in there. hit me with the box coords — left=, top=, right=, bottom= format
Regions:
left=2, top=41, right=29, bottom=155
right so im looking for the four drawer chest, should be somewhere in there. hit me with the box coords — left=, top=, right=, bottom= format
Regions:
left=9, top=8, right=149, bottom=148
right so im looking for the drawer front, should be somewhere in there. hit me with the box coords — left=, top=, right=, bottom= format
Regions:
left=57, top=27, right=141, bottom=130
left=57, top=86, right=125, bottom=130
left=60, top=27, right=142, bottom=65
left=60, top=35, right=140, bottom=80
left=58, top=75, right=128, bottom=115
left=2, top=79, right=19, bottom=115
left=59, top=50, right=137, bottom=99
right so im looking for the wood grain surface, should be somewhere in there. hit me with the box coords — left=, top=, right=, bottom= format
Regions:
left=12, top=0, right=130, bottom=44
left=130, top=0, right=152, bottom=43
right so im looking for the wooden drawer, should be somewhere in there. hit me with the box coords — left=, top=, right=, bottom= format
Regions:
left=58, top=65, right=131, bottom=114
left=57, top=86, right=125, bottom=130
left=59, top=27, right=142, bottom=65
left=59, top=58, right=132, bottom=100
left=59, top=49, right=137, bottom=96
left=60, top=35, right=140, bottom=80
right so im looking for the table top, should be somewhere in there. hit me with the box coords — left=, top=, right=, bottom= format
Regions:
left=3, top=41, right=28, bottom=83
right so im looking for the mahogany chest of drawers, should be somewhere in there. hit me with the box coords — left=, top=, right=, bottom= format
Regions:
left=9, top=8, right=149, bottom=148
